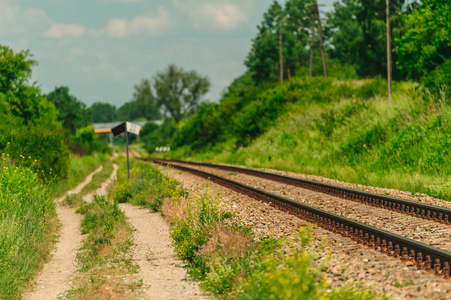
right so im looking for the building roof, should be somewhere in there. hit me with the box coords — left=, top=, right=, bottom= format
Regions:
left=92, top=120, right=161, bottom=134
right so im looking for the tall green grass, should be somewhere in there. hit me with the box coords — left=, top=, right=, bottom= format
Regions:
left=0, top=151, right=110, bottom=298
left=0, top=157, right=56, bottom=298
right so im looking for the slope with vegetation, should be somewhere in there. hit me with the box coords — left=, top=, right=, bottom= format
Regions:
left=145, top=0, right=450, bottom=202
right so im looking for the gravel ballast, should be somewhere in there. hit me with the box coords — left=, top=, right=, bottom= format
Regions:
left=160, top=165, right=451, bottom=300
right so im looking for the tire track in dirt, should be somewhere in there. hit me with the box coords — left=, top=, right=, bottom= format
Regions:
left=23, top=166, right=103, bottom=300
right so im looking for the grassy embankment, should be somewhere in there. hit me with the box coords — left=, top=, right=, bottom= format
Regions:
left=0, top=151, right=110, bottom=299
left=166, top=77, right=450, bottom=201
left=111, top=159, right=387, bottom=299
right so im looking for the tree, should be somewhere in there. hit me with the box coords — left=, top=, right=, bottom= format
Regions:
left=153, top=64, right=210, bottom=123
left=116, top=80, right=161, bottom=121
left=91, top=102, right=116, bottom=123
left=394, top=0, right=451, bottom=80
left=46, top=86, right=91, bottom=134
left=245, top=0, right=314, bottom=84
left=325, top=0, right=412, bottom=79
left=0, top=45, right=58, bottom=125
left=131, top=79, right=161, bottom=120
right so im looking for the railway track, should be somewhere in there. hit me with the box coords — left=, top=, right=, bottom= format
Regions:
left=152, top=158, right=451, bottom=279
left=155, top=159, right=451, bottom=225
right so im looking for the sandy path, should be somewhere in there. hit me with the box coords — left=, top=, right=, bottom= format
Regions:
left=119, top=203, right=208, bottom=300
left=24, top=166, right=103, bottom=300
left=83, top=164, right=118, bottom=203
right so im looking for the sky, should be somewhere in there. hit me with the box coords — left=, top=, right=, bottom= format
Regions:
left=0, top=0, right=336, bottom=108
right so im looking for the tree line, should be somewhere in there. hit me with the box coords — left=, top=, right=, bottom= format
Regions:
left=81, top=64, right=210, bottom=125
left=141, top=0, right=449, bottom=154
left=246, top=0, right=449, bottom=89
left=2, top=0, right=448, bottom=160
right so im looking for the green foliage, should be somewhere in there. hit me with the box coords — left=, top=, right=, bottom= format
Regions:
left=0, top=147, right=109, bottom=298
left=0, top=45, right=59, bottom=126
left=377, top=108, right=451, bottom=176
left=110, top=159, right=184, bottom=210
left=0, top=157, right=56, bottom=298
left=71, top=126, right=111, bottom=156
left=421, top=58, right=451, bottom=96
left=154, top=64, right=210, bottom=123
left=170, top=190, right=228, bottom=263
left=143, top=118, right=177, bottom=154
left=325, top=0, right=410, bottom=80
left=140, top=121, right=159, bottom=138
left=245, top=0, right=315, bottom=83
left=51, top=153, right=110, bottom=196
left=167, top=76, right=386, bottom=154
left=116, top=79, right=161, bottom=122
left=0, top=125, right=70, bottom=180
left=46, top=86, right=91, bottom=134
left=68, top=193, right=139, bottom=298
left=90, top=102, right=116, bottom=123
left=395, top=0, right=451, bottom=80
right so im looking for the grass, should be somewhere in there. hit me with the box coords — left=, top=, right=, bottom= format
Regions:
left=110, top=158, right=185, bottom=211
left=112, top=160, right=386, bottom=299
left=0, top=156, right=57, bottom=298
left=65, top=195, right=142, bottom=299
left=50, top=153, right=111, bottom=197
left=80, top=157, right=116, bottom=195
left=0, top=151, right=111, bottom=299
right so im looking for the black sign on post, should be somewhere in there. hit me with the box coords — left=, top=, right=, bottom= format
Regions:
left=111, top=121, right=141, bottom=179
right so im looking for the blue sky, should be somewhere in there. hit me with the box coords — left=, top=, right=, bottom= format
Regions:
left=1, top=0, right=335, bottom=108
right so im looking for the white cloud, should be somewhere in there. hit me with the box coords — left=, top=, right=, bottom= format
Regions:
left=106, top=7, right=169, bottom=38
left=172, top=0, right=248, bottom=31
left=44, top=23, right=86, bottom=39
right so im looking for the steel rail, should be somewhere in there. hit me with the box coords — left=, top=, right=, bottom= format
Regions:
left=153, top=159, right=450, bottom=278
left=154, top=158, right=451, bottom=225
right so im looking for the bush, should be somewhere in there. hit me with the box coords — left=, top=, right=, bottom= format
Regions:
left=0, top=125, right=70, bottom=180
left=71, top=126, right=111, bottom=156
left=422, top=58, right=451, bottom=97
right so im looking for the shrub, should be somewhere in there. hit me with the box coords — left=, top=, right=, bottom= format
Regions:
left=422, top=58, right=451, bottom=97
left=71, top=126, right=111, bottom=156
left=1, top=125, right=70, bottom=180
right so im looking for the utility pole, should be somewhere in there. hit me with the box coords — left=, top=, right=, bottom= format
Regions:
left=316, top=3, right=327, bottom=79
left=309, top=10, right=315, bottom=77
left=309, top=2, right=327, bottom=79
left=386, top=0, right=392, bottom=102
left=279, top=30, right=284, bottom=83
